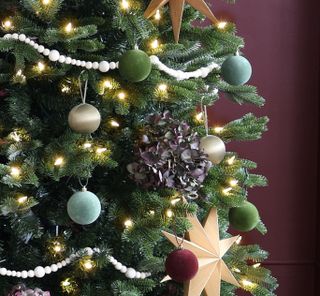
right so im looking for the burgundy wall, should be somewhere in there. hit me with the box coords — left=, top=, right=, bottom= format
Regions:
left=207, top=0, right=320, bottom=295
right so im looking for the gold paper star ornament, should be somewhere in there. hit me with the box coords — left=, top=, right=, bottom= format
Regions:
left=162, top=208, right=240, bottom=296
left=144, top=0, right=219, bottom=42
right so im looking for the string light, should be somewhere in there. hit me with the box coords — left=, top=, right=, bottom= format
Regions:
left=17, top=195, right=28, bottom=204
left=171, top=197, right=181, bottom=205
left=64, top=22, right=73, bottom=33
left=10, top=167, right=21, bottom=177
left=42, top=0, right=51, bottom=5
left=252, top=263, right=261, bottom=268
left=241, top=279, right=256, bottom=288
left=154, top=9, right=161, bottom=20
left=149, top=210, right=155, bottom=215
left=222, top=187, right=232, bottom=195
left=229, top=179, right=239, bottom=187
left=54, top=157, right=64, bottom=166
left=61, top=279, right=71, bottom=287
left=214, top=126, right=224, bottom=133
left=80, top=258, right=96, bottom=271
left=233, top=267, right=241, bottom=273
left=53, top=244, right=62, bottom=253
left=227, top=155, right=236, bottom=165
left=117, top=92, right=126, bottom=100
left=236, top=236, right=242, bottom=245
left=120, top=0, right=130, bottom=10
left=150, top=39, right=160, bottom=49
left=110, top=120, right=120, bottom=128
left=124, top=219, right=133, bottom=229
left=83, top=142, right=92, bottom=149
left=37, top=62, right=45, bottom=72
left=2, top=19, right=13, bottom=30
left=157, top=84, right=168, bottom=92
left=103, top=80, right=113, bottom=89
left=61, top=85, right=71, bottom=93
left=166, top=209, right=174, bottom=218
left=217, top=21, right=228, bottom=30
left=96, top=147, right=107, bottom=154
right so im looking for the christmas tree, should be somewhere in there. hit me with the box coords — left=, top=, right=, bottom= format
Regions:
left=0, top=0, right=278, bottom=295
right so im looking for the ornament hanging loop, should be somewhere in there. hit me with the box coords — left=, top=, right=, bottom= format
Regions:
left=200, top=97, right=209, bottom=136
left=78, top=177, right=89, bottom=191
left=78, top=71, right=88, bottom=104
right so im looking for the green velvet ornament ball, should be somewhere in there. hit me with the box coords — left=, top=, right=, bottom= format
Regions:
left=118, top=49, right=152, bottom=82
left=67, top=188, right=101, bottom=225
left=221, top=55, right=252, bottom=86
left=228, top=201, right=260, bottom=232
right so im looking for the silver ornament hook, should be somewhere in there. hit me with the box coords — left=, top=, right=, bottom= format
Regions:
left=78, top=177, right=89, bottom=191
left=78, top=71, right=88, bottom=104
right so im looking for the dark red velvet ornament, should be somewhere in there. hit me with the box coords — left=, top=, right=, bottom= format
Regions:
left=165, top=249, right=199, bottom=283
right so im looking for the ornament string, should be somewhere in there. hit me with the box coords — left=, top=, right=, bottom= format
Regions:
left=200, top=97, right=209, bottom=136
left=78, top=177, right=89, bottom=190
left=78, top=73, right=88, bottom=104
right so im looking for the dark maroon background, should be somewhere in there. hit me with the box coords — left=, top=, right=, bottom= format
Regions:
left=206, top=0, right=320, bottom=295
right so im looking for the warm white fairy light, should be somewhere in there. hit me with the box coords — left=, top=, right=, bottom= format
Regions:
left=110, top=120, right=120, bottom=127
left=166, top=209, right=174, bottom=218
left=120, top=0, right=130, bottom=10
left=82, top=259, right=95, bottom=271
left=96, top=147, right=107, bottom=154
left=222, top=187, right=232, bottom=195
left=54, top=157, right=64, bottom=166
left=241, top=279, right=256, bottom=288
left=154, top=9, right=161, bottom=20
left=217, top=21, right=228, bottom=29
left=124, top=219, right=133, bottom=228
left=171, top=198, right=181, bottom=205
left=2, top=19, right=13, bottom=30
left=37, top=62, right=45, bottom=72
left=42, top=0, right=51, bottom=5
left=117, top=92, right=126, bottom=100
left=149, top=210, right=155, bottom=215
left=195, top=112, right=204, bottom=122
left=53, top=244, right=62, bottom=253
left=214, top=126, right=224, bottom=133
left=150, top=39, right=159, bottom=49
left=10, top=167, right=21, bottom=177
left=233, top=267, right=241, bottom=273
left=83, top=142, right=92, bottom=149
left=103, top=80, right=113, bottom=89
left=236, top=236, right=242, bottom=245
left=229, top=179, right=239, bottom=187
left=17, top=195, right=28, bottom=204
left=227, top=155, right=236, bottom=165
left=64, top=22, right=73, bottom=33
left=61, top=279, right=71, bottom=287
left=157, top=84, right=167, bottom=92
left=252, top=263, right=261, bottom=268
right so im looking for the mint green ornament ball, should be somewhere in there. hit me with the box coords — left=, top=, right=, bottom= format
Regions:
left=221, top=55, right=252, bottom=85
left=67, top=189, right=101, bottom=225
left=118, top=49, right=152, bottom=82
left=228, top=201, right=260, bottom=232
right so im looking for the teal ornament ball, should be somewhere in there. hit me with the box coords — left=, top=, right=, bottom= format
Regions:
left=67, top=189, right=101, bottom=225
left=228, top=201, right=260, bottom=232
left=221, top=55, right=252, bottom=86
left=118, top=49, right=152, bottom=82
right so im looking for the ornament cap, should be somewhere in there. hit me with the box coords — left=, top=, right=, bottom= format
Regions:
left=81, top=187, right=87, bottom=192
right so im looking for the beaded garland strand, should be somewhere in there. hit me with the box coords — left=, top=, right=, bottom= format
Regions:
left=2, top=33, right=220, bottom=81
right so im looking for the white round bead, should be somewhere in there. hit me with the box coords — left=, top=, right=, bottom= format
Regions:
left=12, top=33, right=19, bottom=40
left=65, top=258, right=71, bottom=264
left=6, top=270, right=12, bottom=276
left=57, top=262, right=62, bottom=269
left=4, top=34, right=12, bottom=39
left=27, top=270, right=35, bottom=278
left=65, top=57, right=72, bottom=64
left=18, top=34, right=26, bottom=42
left=38, top=45, right=45, bottom=53
left=115, top=61, right=119, bottom=67
left=85, top=62, right=93, bottom=69
left=70, top=254, right=77, bottom=259
left=125, top=268, right=136, bottom=279
left=76, top=60, right=81, bottom=66
left=30, top=40, right=35, bottom=46
left=135, top=272, right=141, bottom=279
left=92, top=62, right=99, bottom=69
left=49, top=50, right=60, bottom=62
left=115, top=262, right=122, bottom=270
left=59, top=55, right=66, bottom=63
left=120, top=266, right=127, bottom=273
left=99, top=61, right=110, bottom=73
left=16, top=272, right=21, bottom=277
left=50, top=264, right=58, bottom=272
left=11, top=271, right=17, bottom=277
left=44, top=266, right=51, bottom=274
left=34, top=266, right=45, bottom=278
left=25, top=38, right=30, bottom=44
left=84, top=247, right=94, bottom=256
left=81, top=61, right=86, bottom=67
left=140, top=273, right=146, bottom=279
left=0, top=268, right=7, bottom=275
left=21, top=270, right=28, bottom=278
left=109, top=62, right=116, bottom=70
left=61, top=260, right=67, bottom=266
left=43, top=49, right=50, bottom=56
left=33, top=44, right=39, bottom=49
left=71, top=59, right=77, bottom=65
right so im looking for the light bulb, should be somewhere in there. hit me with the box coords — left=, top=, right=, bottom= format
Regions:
left=120, top=0, right=130, bottom=10
left=150, top=39, right=159, bottom=49
left=166, top=209, right=174, bottom=218
left=82, top=259, right=95, bottom=271
left=124, top=219, right=133, bottom=228
left=37, top=62, right=45, bottom=72
left=96, top=147, right=107, bottom=154
left=227, top=156, right=236, bottom=165
left=154, top=9, right=161, bottom=20
left=61, top=85, right=71, bottom=93
left=214, top=126, right=224, bottom=133
left=2, top=19, right=13, bottom=30
left=233, top=267, right=241, bottom=273
left=42, top=0, right=51, bottom=5
left=103, top=80, right=113, bottom=89
left=64, top=22, right=73, bottom=33
left=158, top=84, right=167, bottom=92
left=17, top=196, right=28, bottom=204
left=117, top=92, right=126, bottom=100
left=241, top=279, right=256, bottom=288
left=61, top=279, right=71, bottom=287
left=54, top=157, right=64, bottom=166
left=236, top=236, right=242, bottom=245
left=222, top=187, right=232, bottom=195
left=53, top=244, right=62, bottom=253
left=217, top=21, right=228, bottom=29
left=10, top=167, right=21, bottom=177
left=195, top=112, right=204, bottom=122
left=171, top=198, right=181, bottom=205
left=110, top=120, right=120, bottom=127
left=252, top=263, right=261, bottom=268
left=229, top=179, right=239, bottom=187
left=83, top=142, right=92, bottom=149
left=149, top=210, right=155, bottom=215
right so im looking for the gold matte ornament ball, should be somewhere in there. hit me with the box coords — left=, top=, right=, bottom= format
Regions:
left=68, top=103, right=101, bottom=134
left=200, top=135, right=226, bottom=164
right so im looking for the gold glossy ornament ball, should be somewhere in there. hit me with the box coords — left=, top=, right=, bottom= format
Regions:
left=200, top=135, right=226, bottom=164
left=68, top=103, right=101, bottom=134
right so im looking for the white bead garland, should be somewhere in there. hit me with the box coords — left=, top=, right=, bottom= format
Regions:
left=2, top=33, right=220, bottom=80
left=0, top=247, right=151, bottom=280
